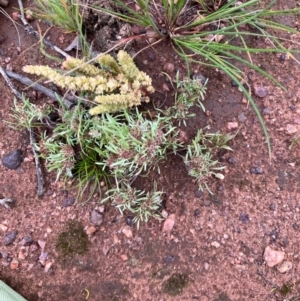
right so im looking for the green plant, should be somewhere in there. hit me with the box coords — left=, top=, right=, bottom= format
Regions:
left=95, top=109, right=180, bottom=182
left=39, top=135, right=76, bottom=180
left=184, top=129, right=233, bottom=192
left=165, top=71, right=208, bottom=125
left=32, top=0, right=90, bottom=57
left=23, top=50, right=155, bottom=114
left=103, top=181, right=163, bottom=228
left=9, top=97, right=52, bottom=129
left=89, top=0, right=300, bottom=156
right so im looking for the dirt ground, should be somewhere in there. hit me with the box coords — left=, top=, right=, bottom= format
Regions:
left=1, top=0, right=300, bottom=300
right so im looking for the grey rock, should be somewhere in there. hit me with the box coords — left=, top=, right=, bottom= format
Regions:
left=194, top=189, right=203, bottom=198
left=192, top=73, right=207, bottom=85
left=227, top=157, right=237, bottom=164
left=194, top=209, right=201, bottom=217
left=2, top=231, right=17, bottom=246
left=2, top=149, right=22, bottom=169
left=203, top=200, right=211, bottom=207
left=254, top=86, right=268, bottom=98
left=263, top=108, right=271, bottom=115
left=250, top=167, right=263, bottom=174
left=238, top=112, right=247, bottom=123
left=164, top=254, right=175, bottom=263
left=90, top=210, right=103, bottom=226
left=269, top=203, right=275, bottom=211
left=62, top=197, right=75, bottom=207
left=21, top=235, right=33, bottom=246
left=126, top=216, right=134, bottom=227
left=231, top=80, right=238, bottom=87
left=239, top=213, right=249, bottom=223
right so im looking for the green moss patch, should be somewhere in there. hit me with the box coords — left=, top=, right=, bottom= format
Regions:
left=163, top=273, right=189, bottom=296
left=55, top=220, right=89, bottom=259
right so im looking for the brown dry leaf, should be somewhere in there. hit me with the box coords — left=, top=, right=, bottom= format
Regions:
left=162, top=214, right=176, bottom=233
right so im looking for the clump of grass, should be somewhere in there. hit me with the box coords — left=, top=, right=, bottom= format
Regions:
left=89, top=0, right=300, bottom=156
left=184, top=128, right=234, bottom=192
left=32, top=0, right=90, bottom=57
left=164, top=71, right=208, bottom=126
left=103, top=182, right=163, bottom=229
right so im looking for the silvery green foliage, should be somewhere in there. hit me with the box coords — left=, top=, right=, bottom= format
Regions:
left=184, top=129, right=234, bottom=193
left=103, top=182, right=163, bottom=229
left=90, top=108, right=181, bottom=182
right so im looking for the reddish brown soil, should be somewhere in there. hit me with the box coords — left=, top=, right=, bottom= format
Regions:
left=1, top=1, right=300, bottom=301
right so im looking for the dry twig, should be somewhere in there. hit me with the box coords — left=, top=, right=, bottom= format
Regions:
left=0, top=66, right=44, bottom=197
left=17, top=0, right=70, bottom=58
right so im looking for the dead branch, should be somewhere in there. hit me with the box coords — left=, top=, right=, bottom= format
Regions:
left=0, top=65, right=44, bottom=197
left=17, top=0, right=70, bottom=58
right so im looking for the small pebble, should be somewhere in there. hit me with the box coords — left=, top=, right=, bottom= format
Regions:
left=2, top=231, right=17, bottom=246
left=269, top=229, right=278, bottom=239
left=126, top=216, right=134, bottom=227
left=163, top=62, right=175, bottom=73
left=192, top=73, right=207, bottom=85
left=227, top=122, right=238, bottom=130
left=269, top=203, right=275, bottom=211
left=239, top=213, right=249, bottom=223
left=10, top=258, right=19, bottom=270
left=211, top=241, right=220, bottom=248
left=279, top=53, right=286, bottom=61
left=254, top=85, right=268, bottom=98
left=62, top=197, right=75, bottom=207
left=217, top=185, right=224, bottom=192
left=292, top=223, right=299, bottom=230
left=231, top=80, right=239, bottom=87
left=86, top=226, right=97, bottom=235
left=21, top=235, right=33, bottom=246
left=2, top=149, right=22, bottom=169
left=203, top=200, right=211, bottom=207
left=204, top=262, right=210, bottom=270
left=194, top=189, right=203, bottom=198
left=120, top=254, right=128, bottom=261
left=162, top=214, right=175, bottom=233
left=194, top=209, right=201, bottom=217
left=90, top=210, right=103, bottom=226
left=227, top=157, right=237, bottom=164
left=278, top=261, right=292, bottom=273
left=0, top=224, right=8, bottom=232
left=122, top=226, right=133, bottom=238
left=238, top=112, right=247, bottom=123
left=264, top=246, right=285, bottom=267
left=164, top=254, right=175, bottom=264
left=262, top=108, right=271, bottom=115
left=286, top=124, right=299, bottom=135
left=250, top=167, right=263, bottom=174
